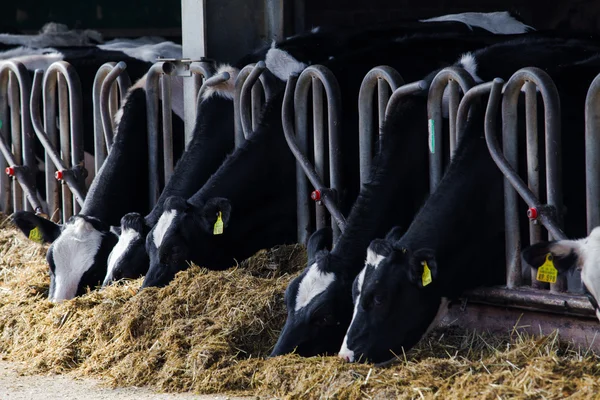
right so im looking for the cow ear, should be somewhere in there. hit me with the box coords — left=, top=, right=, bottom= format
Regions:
left=407, top=248, right=438, bottom=288
left=307, top=227, right=332, bottom=261
left=385, top=226, right=405, bottom=242
left=200, top=198, right=232, bottom=234
left=12, top=211, right=62, bottom=243
left=522, top=240, right=580, bottom=273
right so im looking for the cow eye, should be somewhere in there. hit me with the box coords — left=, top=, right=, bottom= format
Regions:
left=373, top=294, right=384, bottom=306
left=313, top=314, right=333, bottom=327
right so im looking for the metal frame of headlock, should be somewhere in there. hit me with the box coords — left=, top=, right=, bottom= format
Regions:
left=427, top=67, right=475, bottom=192
left=282, top=66, right=346, bottom=245
left=0, top=61, right=42, bottom=213
left=234, top=61, right=276, bottom=147
left=457, top=76, right=595, bottom=317
left=92, top=61, right=131, bottom=173
left=30, top=63, right=86, bottom=223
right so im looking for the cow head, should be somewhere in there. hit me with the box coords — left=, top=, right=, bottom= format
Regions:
left=338, top=231, right=447, bottom=364
left=271, top=227, right=354, bottom=357
left=142, top=195, right=231, bottom=288
left=522, top=228, right=600, bottom=320
left=12, top=211, right=118, bottom=302
left=103, top=212, right=149, bottom=286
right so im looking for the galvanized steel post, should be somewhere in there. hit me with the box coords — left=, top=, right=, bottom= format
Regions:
left=358, top=66, right=404, bottom=186
left=283, top=66, right=345, bottom=245
left=585, top=73, right=600, bottom=234
left=145, top=61, right=176, bottom=207
left=0, top=61, right=40, bottom=213
left=30, top=69, right=87, bottom=221
left=427, top=67, right=475, bottom=192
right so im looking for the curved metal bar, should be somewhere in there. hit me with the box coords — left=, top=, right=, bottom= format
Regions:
left=456, top=81, right=498, bottom=145
left=427, top=67, right=475, bottom=192
left=0, top=61, right=42, bottom=212
left=31, top=69, right=86, bottom=211
left=145, top=61, right=175, bottom=207
left=99, top=61, right=130, bottom=150
left=188, top=61, right=214, bottom=147
left=234, top=62, right=276, bottom=147
left=500, top=67, right=565, bottom=292
left=384, top=80, right=429, bottom=118
left=585, top=73, right=600, bottom=234
left=285, top=66, right=345, bottom=244
left=195, top=71, right=231, bottom=114
left=358, top=66, right=405, bottom=186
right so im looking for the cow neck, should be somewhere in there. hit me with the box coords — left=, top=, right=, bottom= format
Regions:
left=331, top=96, right=428, bottom=276
left=81, top=89, right=150, bottom=226
left=398, top=119, right=504, bottom=287
left=188, top=93, right=294, bottom=213
left=146, top=96, right=235, bottom=226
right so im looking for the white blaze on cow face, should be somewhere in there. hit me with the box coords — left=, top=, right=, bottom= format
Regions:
left=366, top=248, right=386, bottom=269
left=152, top=210, right=178, bottom=249
left=294, top=263, right=336, bottom=311
left=104, top=228, right=141, bottom=286
left=50, top=217, right=103, bottom=302
left=420, top=11, right=533, bottom=35
left=338, top=266, right=367, bottom=362
left=265, top=43, right=307, bottom=82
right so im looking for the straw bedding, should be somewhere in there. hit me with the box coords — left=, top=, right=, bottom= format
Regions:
left=0, top=217, right=599, bottom=399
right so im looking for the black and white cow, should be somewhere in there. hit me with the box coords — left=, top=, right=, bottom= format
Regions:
left=103, top=72, right=237, bottom=286
left=338, top=38, right=600, bottom=364
left=12, top=87, right=154, bottom=301
left=139, top=20, right=534, bottom=289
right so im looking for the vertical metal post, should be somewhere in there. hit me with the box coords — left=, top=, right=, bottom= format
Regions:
left=181, top=0, right=207, bottom=146
left=427, top=67, right=475, bottom=192
left=585, top=73, right=600, bottom=234
left=358, top=66, right=404, bottom=186
left=501, top=68, right=565, bottom=292
left=8, top=74, right=23, bottom=211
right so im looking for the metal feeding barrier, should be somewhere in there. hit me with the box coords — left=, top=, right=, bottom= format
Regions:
left=585, top=73, right=600, bottom=234
left=92, top=61, right=131, bottom=173
left=0, top=61, right=41, bottom=214
left=234, top=61, right=276, bottom=147
left=30, top=63, right=87, bottom=223
left=282, top=65, right=345, bottom=245
left=427, top=67, right=475, bottom=192
left=467, top=71, right=594, bottom=316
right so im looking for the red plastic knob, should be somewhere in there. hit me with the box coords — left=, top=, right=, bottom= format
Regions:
left=55, top=170, right=64, bottom=180
left=527, top=207, right=538, bottom=220
left=311, top=190, right=321, bottom=201
left=5, top=167, right=14, bottom=176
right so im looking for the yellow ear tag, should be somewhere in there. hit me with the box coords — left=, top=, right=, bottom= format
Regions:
left=29, top=227, right=44, bottom=244
left=213, top=211, right=224, bottom=235
left=422, top=261, right=432, bottom=287
left=536, top=253, right=558, bottom=283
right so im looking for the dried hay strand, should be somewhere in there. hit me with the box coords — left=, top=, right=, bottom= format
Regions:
left=0, top=219, right=599, bottom=399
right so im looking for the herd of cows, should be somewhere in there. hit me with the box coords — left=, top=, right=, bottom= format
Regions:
left=3, top=12, right=600, bottom=365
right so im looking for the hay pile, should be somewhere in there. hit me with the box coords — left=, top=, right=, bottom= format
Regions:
left=0, top=218, right=600, bottom=399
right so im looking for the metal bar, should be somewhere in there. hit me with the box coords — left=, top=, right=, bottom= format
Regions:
left=58, top=73, right=73, bottom=219
left=0, top=70, right=10, bottom=212
left=161, top=73, right=174, bottom=183
left=287, top=66, right=346, bottom=244
left=31, top=69, right=86, bottom=210
left=145, top=62, right=175, bottom=207
left=448, top=80, right=460, bottom=156
left=240, top=61, right=267, bottom=138
left=312, top=78, right=326, bottom=231
left=181, top=0, right=207, bottom=145
left=456, top=81, right=496, bottom=143
left=427, top=67, right=475, bottom=192
left=358, top=66, right=404, bottom=186
left=485, top=77, right=566, bottom=292
left=251, top=80, right=263, bottom=131
left=384, top=81, right=429, bottom=118
left=524, top=82, right=543, bottom=288
left=585, top=73, right=600, bottom=234
left=195, top=71, right=231, bottom=108
left=500, top=68, right=565, bottom=292
left=0, top=62, right=40, bottom=213
left=99, top=61, right=129, bottom=150
left=8, top=73, right=23, bottom=211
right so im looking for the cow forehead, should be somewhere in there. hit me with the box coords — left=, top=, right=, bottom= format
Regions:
left=50, top=218, right=104, bottom=301
left=106, top=228, right=141, bottom=277
left=153, top=210, right=178, bottom=248
left=294, top=263, right=336, bottom=311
